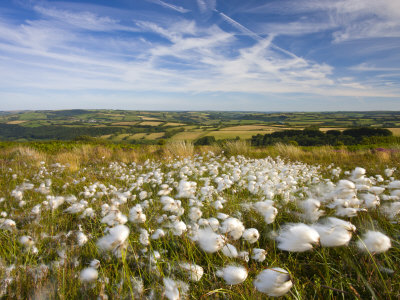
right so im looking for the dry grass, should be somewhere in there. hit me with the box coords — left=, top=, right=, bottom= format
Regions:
left=6, top=120, right=26, bottom=124
left=388, top=128, right=400, bottom=136
left=146, top=132, right=165, bottom=140
left=171, top=132, right=204, bottom=141
left=220, top=125, right=272, bottom=131
left=8, top=147, right=47, bottom=167
left=222, top=140, right=251, bottom=156
left=140, top=121, right=163, bottom=126
left=112, top=122, right=139, bottom=126
left=274, top=143, right=304, bottom=160
left=163, top=122, right=185, bottom=126
left=163, top=141, right=194, bottom=158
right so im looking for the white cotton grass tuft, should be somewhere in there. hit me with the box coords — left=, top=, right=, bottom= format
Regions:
left=299, top=198, right=324, bottom=222
left=253, top=200, right=278, bottom=224
left=163, top=277, right=180, bottom=300
left=253, top=268, right=293, bottom=297
left=19, top=235, right=35, bottom=247
left=357, top=230, right=391, bottom=254
left=196, top=228, right=225, bottom=253
left=216, top=265, right=248, bottom=285
left=97, top=224, right=130, bottom=252
left=312, top=217, right=356, bottom=247
left=178, top=262, right=204, bottom=282
left=276, top=223, right=320, bottom=252
left=251, top=248, right=266, bottom=262
left=221, top=244, right=238, bottom=258
left=151, top=228, right=165, bottom=240
left=76, top=231, right=88, bottom=247
left=220, top=217, right=245, bottom=240
left=242, top=228, right=259, bottom=244
left=129, top=204, right=146, bottom=223
left=80, top=267, right=98, bottom=283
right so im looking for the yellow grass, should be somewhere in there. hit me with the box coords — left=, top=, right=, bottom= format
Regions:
left=130, top=133, right=147, bottom=139
left=389, top=128, right=400, bottom=136
left=140, top=121, right=163, bottom=126
left=319, top=128, right=345, bottom=132
left=139, top=116, right=161, bottom=121
left=171, top=132, right=204, bottom=141
left=220, top=125, right=273, bottom=131
left=6, top=120, right=26, bottom=124
left=163, top=122, right=185, bottom=126
left=112, top=122, right=139, bottom=125
left=114, top=134, right=131, bottom=140
left=163, top=141, right=194, bottom=158
left=146, top=132, right=165, bottom=139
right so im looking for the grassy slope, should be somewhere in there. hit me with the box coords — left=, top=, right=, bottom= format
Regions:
left=0, top=142, right=399, bottom=298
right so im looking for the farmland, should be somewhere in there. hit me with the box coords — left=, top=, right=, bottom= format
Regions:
left=1, top=110, right=400, bottom=145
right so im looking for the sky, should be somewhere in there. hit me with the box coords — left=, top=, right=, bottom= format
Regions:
left=0, top=0, right=399, bottom=111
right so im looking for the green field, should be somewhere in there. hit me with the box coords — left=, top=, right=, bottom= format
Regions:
left=1, top=110, right=400, bottom=144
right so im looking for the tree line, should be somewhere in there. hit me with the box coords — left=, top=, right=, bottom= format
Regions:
left=251, top=127, right=395, bottom=146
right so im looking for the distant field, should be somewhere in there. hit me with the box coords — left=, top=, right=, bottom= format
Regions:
left=6, top=120, right=26, bottom=124
left=1, top=110, right=400, bottom=143
left=164, top=122, right=185, bottom=126
left=206, top=130, right=271, bottom=140
left=319, top=127, right=346, bottom=132
left=140, top=121, right=163, bottom=126
left=171, top=132, right=205, bottom=141
left=139, top=116, right=161, bottom=121
left=221, top=125, right=273, bottom=131
left=389, top=128, right=400, bottom=136
left=130, top=133, right=147, bottom=139
left=146, top=132, right=165, bottom=139
left=112, top=122, right=139, bottom=125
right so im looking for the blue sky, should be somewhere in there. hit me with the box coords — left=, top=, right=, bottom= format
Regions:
left=0, top=0, right=399, bottom=111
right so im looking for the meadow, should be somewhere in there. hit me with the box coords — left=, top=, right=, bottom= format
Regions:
left=0, top=141, right=399, bottom=299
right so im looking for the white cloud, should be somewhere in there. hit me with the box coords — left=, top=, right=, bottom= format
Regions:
left=33, top=5, right=138, bottom=32
left=0, top=2, right=398, bottom=110
left=246, top=0, right=400, bottom=42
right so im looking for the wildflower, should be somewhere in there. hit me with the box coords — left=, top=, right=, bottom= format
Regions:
left=221, top=244, right=238, bottom=258
left=220, top=217, right=245, bottom=240
left=179, top=262, right=204, bottom=282
left=129, top=204, right=146, bottom=223
left=80, top=267, right=98, bottom=283
left=312, top=217, right=355, bottom=247
left=242, top=228, right=260, bottom=244
left=254, top=268, right=292, bottom=296
left=163, top=277, right=179, bottom=300
left=171, top=220, right=187, bottom=236
left=196, top=228, right=225, bottom=253
left=97, top=225, right=130, bottom=252
left=216, top=265, right=248, bottom=285
left=357, top=231, right=391, bottom=254
left=151, top=228, right=165, bottom=240
left=251, top=248, right=266, bottom=262
left=276, top=223, right=320, bottom=252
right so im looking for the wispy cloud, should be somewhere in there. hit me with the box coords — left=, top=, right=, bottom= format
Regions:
left=0, top=0, right=398, bottom=110
left=33, top=5, right=138, bottom=32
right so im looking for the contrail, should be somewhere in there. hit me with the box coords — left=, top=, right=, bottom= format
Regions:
left=215, top=9, right=298, bottom=59
left=147, top=0, right=190, bottom=13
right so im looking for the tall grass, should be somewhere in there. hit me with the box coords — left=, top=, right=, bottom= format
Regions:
left=0, top=141, right=399, bottom=298
left=163, top=141, right=194, bottom=158
left=222, top=140, right=251, bottom=157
